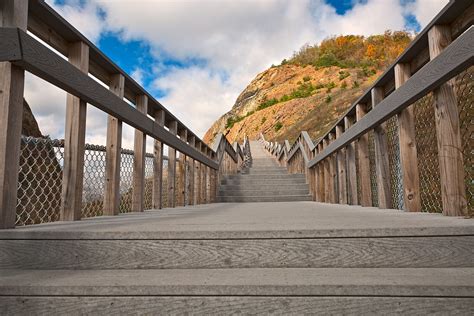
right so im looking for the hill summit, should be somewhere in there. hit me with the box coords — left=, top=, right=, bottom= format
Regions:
left=204, top=31, right=412, bottom=144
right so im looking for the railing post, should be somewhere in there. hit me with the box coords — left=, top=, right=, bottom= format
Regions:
left=344, top=116, right=358, bottom=205
left=187, top=136, right=195, bottom=206
left=60, top=41, right=89, bottom=221
left=152, top=109, right=165, bottom=209
left=167, top=121, right=178, bottom=208
left=428, top=25, right=467, bottom=216
left=201, top=154, right=207, bottom=204
left=317, top=143, right=325, bottom=202
left=0, top=0, right=28, bottom=229
left=323, top=138, right=331, bottom=203
left=328, top=132, right=337, bottom=203
left=177, top=129, right=187, bottom=206
left=336, top=125, right=347, bottom=204
left=371, top=87, right=392, bottom=209
left=104, top=74, right=124, bottom=216
left=131, top=95, right=148, bottom=212
left=395, top=63, right=421, bottom=212
left=195, top=143, right=202, bottom=205
left=356, top=103, right=372, bottom=207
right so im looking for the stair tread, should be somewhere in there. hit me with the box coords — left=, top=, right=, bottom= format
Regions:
left=1, top=268, right=472, bottom=297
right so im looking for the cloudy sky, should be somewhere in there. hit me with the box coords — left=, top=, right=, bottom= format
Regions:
left=25, top=0, right=448, bottom=150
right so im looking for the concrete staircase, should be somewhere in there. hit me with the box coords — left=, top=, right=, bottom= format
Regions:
left=218, top=141, right=312, bottom=202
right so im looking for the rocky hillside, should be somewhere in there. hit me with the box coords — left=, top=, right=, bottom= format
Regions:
left=204, top=31, right=411, bottom=144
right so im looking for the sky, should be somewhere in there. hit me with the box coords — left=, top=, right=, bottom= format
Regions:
left=24, top=0, right=448, bottom=150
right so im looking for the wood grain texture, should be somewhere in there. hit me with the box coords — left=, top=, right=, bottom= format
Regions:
left=177, top=129, right=187, bottom=206
left=187, top=136, right=195, bottom=205
left=308, top=26, right=474, bottom=168
left=0, top=236, right=472, bottom=269
left=196, top=161, right=201, bottom=205
left=60, top=41, right=89, bottom=221
left=323, top=139, right=331, bottom=203
left=0, top=28, right=21, bottom=62
left=0, top=0, right=27, bottom=229
left=131, top=95, right=148, bottom=212
left=328, top=133, right=337, bottom=203
left=428, top=25, right=467, bottom=216
left=2, top=296, right=473, bottom=315
left=336, top=125, right=347, bottom=204
left=356, top=104, right=372, bottom=207
left=344, top=116, right=358, bottom=205
left=167, top=121, right=178, bottom=208
left=372, top=87, right=392, bottom=209
left=103, top=74, right=124, bottom=216
left=395, top=63, right=421, bottom=212
left=152, top=110, right=165, bottom=209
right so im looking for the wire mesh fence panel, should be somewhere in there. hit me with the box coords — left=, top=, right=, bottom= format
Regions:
left=385, top=116, right=404, bottom=210
left=414, top=93, right=442, bottom=213
left=16, top=137, right=64, bottom=226
left=368, top=131, right=379, bottom=207
left=162, top=159, right=169, bottom=208
left=144, top=153, right=154, bottom=210
left=82, top=145, right=107, bottom=218
left=119, top=150, right=134, bottom=213
left=455, top=66, right=473, bottom=216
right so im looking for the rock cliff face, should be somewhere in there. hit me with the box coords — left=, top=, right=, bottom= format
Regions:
left=22, top=99, right=43, bottom=138
left=204, top=64, right=377, bottom=144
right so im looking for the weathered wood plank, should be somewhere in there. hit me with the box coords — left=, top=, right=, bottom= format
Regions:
left=0, top=236, right=472, bottom=269
left=177, top=129, right=187, bottom=206
left=356, top=104, right=372, bottom=207
left=317, top=143, right=324, bottom=202
left=0, top=0, right=27, bottom=229
left=187, top=136, right=195, bottom=206
left=132, top=95, right=148, bottom=212
left=344, top=116, right=358, bottom=205
left=372, top=87, right=392, bottom=209
left=60, top=41, right=89, bottom=221
left=0, top=27, right=21, bottom=62
left=336, top=125, right=347, bottom=204
left=323, top=139, right=330, bottom=203
left=428, top=25, right=467, bottom=216
left=103, top=74, right=124, bottom=216
left=152, top=110, right=165, bottom=209
left=395, top=63, right=421, bottom=212
left=167, top=121, right=178, bottom=208
left=196, top=160, right=201, bottom=205
left=328, top=133, right=337, bottom=203
left=308, top=26, right=474, bottom=167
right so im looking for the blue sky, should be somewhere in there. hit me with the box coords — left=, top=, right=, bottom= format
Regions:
left=25, top=0, right=447, bottom=148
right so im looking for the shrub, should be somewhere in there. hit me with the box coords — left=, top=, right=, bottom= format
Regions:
left=340, top=81, right=347, bottom=89
left=325, top=95, right=332, bottom=103
left=303, top=76, right=311, bottom=82
left=338, top=71, right=350, bottom=81
left=352, top=81, right=360, bottom=88
left=326, top=81, right=336, bottom=93
left=275, top=121, right=283, bottom=131
left=257, top=98, right=279, bottom=111
left=261, top=117, right=267, bottom=124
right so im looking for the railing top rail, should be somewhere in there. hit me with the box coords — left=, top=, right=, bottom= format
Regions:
left=310, top=0, right=473, bottom=150
left=26, top=0, right=217, bottom=158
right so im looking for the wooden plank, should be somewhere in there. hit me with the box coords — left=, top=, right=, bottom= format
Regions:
left=131, top=95, right=148, bottom=212
left=201, top=158, right=207, bottom=204
left=356, top=104, right=372, bottom=207
left=428, top=25, right=467, bottom=216
left=335, top=125, right=347, bottom=204
left=1, top=236, right=472, bottom=269
left=317, top=144, right=324, bottom=202
left=395, top=63, right=421, bottom=212
left=177, top=129, right=187, bottom=206
left=328, top=133, right=337, bottom=203
left=6, top=30, right=218, bottom=169
left=152, top=110, right=165, bottom=209
left=307, top=26, right=474, bottom=167
left=344, top=116, right=358, bottom=205
left=0, top=28, right=21, bottom=62
left=195, top=160, right=201, bottom=205
left=104, top=74, right=124, bottom=216
left=372, top=87, right=392, bottom=209
left=0, top=0, right=27, bottom=229
left=167, top=121, right=178, bottom=208
left=323, top=139, right=331, bottom=203
left=60, top=41, right=89, bottom=221
left=187, top=136, right=195, bottom=206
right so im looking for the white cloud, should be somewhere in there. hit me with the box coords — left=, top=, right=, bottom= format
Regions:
left=408, top=0, right=449, bottom=28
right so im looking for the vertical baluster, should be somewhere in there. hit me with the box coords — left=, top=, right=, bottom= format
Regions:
left=152, top=109, right=165, bottom=209
left=344, top=116, right=358, bottom=205
left=167, top=121, right=178, bottom=208
left=336, top=125, right=347, bottom=204
left=356, top=103, right=372, bottom=206
left=317, top=143, right=325, bottom=202
left=187, top=136, right=195, bottom=206
left=328, top=132, right=337, bottom=203
left=323, top=138, right=331, bottom=203
left=177, top=129, right=187, bottom=206
left=131, top=95, right=148, bottom=212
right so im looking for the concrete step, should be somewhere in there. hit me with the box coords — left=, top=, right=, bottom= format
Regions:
left=217, top=195, right=317, bottom=203
left=2, top=233, right=472, bottom=270
left=220, top=183, right=310, bottom=191
left=2, top=268, right=472, bottom=314
left=221, top=178, right=307, bottom=186
left=224, top=173, right=306, bottom=180
left=218, top=188, right=310, bottom=197
left=246, top=168, right=287, bottom=174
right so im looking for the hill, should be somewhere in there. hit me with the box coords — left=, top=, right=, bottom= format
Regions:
left=204, top=31, right=412, bottom=144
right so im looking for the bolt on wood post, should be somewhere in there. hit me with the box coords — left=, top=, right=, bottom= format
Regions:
left=104, top=74, right=124, bottom=216
left=187, top=136, right=195, bottom=206
left=371, top=87, right=392, bottom=209
left=167, top=121, right=178, bottom=208
left=152, top=109, right=165, bottom=209
left=356, top=104, right=372, bottom=207
left=428, top=25, right=467, bottom=216
left=60, top=41, right=89, bottom=221
left=344, top=116, right=358, bottom=205
left=394, top=63, right=422, bottom=212
left=177, top=129, right=187, bottom=207
left=131, top=95, right=148, bottom=212
left=336, top=125, right=348, bottom=204
left=0, top=0, right=28, bottom=229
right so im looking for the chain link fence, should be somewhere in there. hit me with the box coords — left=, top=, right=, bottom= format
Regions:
left=16, top=138, right=171, bottom=226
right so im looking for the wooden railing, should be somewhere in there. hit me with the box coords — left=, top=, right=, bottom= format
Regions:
left=262, top=0, right=473, bottom=217
left=0, top=0, right=249, bottom=228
